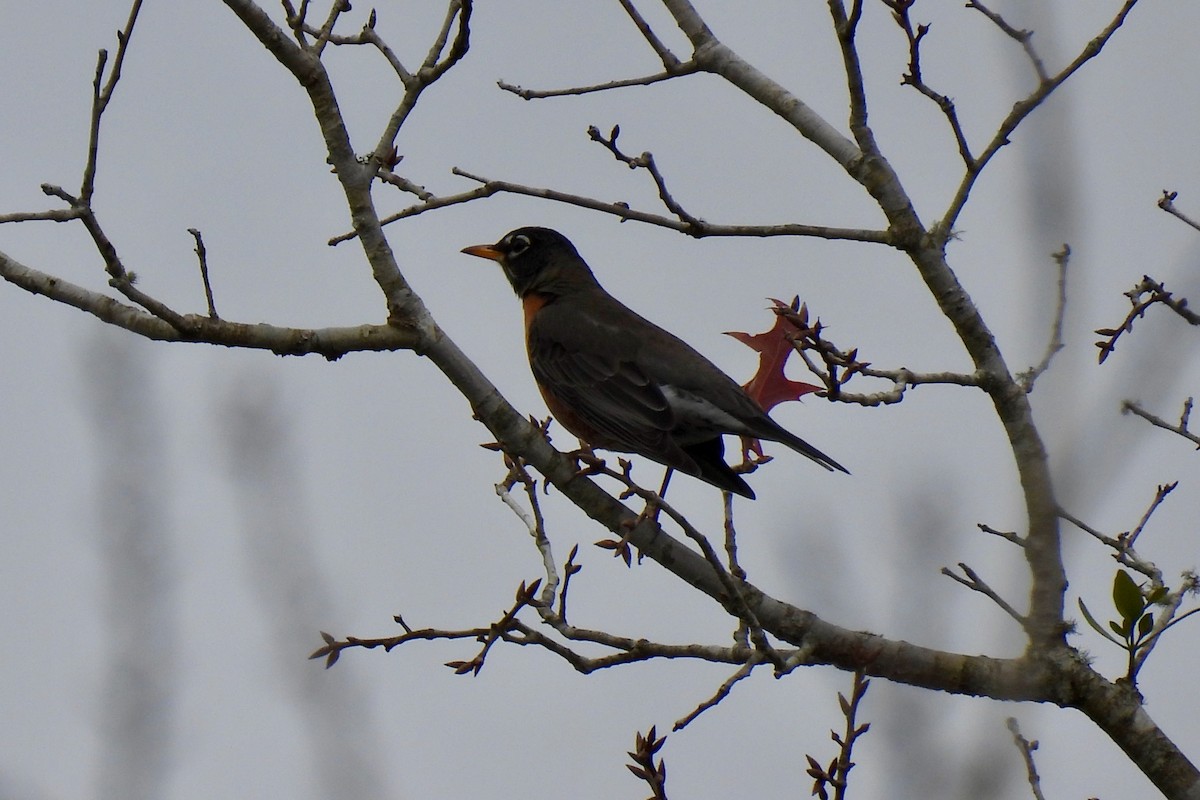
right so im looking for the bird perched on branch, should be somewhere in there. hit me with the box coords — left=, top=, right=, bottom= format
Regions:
left=462, top=227, right=847, bottom=499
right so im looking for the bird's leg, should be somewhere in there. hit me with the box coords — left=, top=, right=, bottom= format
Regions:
left=656, top=468, right=674, bottom=500
left=733, top=435, right=773, bottom=474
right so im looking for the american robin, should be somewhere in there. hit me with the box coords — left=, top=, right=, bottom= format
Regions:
left=462, top=227, right=848, bottom=499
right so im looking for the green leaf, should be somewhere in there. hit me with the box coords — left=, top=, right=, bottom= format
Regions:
left=1138, top=612, right=1155, bottom=639
left=1078, top=597, right=1122, bottom=645
left=1112, top=570, right=1144, bottom=623
left=1109, top=620, right=1129, bottom=639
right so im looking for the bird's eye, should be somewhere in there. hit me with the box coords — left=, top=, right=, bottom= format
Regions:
left=506, top=233, right=532, bottom=257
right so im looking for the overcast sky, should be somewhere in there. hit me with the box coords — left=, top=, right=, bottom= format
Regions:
left=3, top=2, right=1200, bottom=798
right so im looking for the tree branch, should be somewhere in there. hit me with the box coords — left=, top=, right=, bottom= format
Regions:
left=1122, top=399, right=1200, bottom=449
left=346, top=167, right=894, bottom=246
left=1016, top=245, right=1069, bottom=392
left=498, top=63, right=698, bottom=100
left=941, top=1, right=1141, bottom=235
left=1005, top=717, right=1047, bottom=800
left=0, top=248, right=418, bottom=357
left=1158, top=190, right=1200, bottom=233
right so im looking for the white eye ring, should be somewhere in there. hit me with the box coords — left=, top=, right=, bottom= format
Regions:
left=506, top=233, right=531, bottom=257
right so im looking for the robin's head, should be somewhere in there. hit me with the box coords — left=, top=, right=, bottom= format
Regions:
left=462, top=227, right=599, bottom=297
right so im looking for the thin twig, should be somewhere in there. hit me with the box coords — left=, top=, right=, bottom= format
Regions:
left=723, top=491, right=744, bottom=580
left=1126, top=482, right=1177, bottom=549
left=558, top=544, right=581, bottom=625
left=587, top=124, right=703, bottom=229
left=499, top=64, right=698, bottom=100
left=299, top=13, right=413, bottom=82
left=967, top=2, right=1049, bottom=82
left=884, top=2, right=974, bottom=165
left=828, top=0, right=870, bottom=140
left=1006, top=717, right=1047, bottom=800
left=673, top=654, right=762, bottom=731
left=187, top=228, right=219, bottom=319
left=81, top=0, right=143, bottom=204
left=978, top=522, right=1026, bottom=547
left=1057, top=506, right=1162, bottom=583
left=807, top=670, right=871, bottom=800
left=1096, top=275, right=1200, bottom=364
left=332, top=168, right=892, bottom=246
left=1017, top=245, right=1069, bottom=391
left=1122, top=399, right=1200, bottom=449
left=617, top=0, right=681, bottom=69
left=942, top=1, right=1140, bottom=234
left=1158, top=190, right=1200, bottom=233
left=310, top=0, right=351, bottom=57
left=941, top=563, right=1027, bottom=627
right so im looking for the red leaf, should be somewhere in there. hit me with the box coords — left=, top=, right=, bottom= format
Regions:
left=725, top=297, right=822, bottom=414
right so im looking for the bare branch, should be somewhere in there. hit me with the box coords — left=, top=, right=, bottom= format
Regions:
left=1017, top=245, right=1069, bottom=392
left=498, top=64, right=698, bottom=100
left=967, top=2, right=1049, bottom=82
left=1122, top=399, right=1200, bottom=449
left=0, top=248, right=418, bottom=357
left=1158, top=190, right=1200, bottom=232
left=1005, top=717, right=1047, bottom=800
left=1126, top=481, right=1177, bottom=550
left=827, top=0, right=870, bottom=144
left=310, top=0, right=351, bottom=57
left=0, top=207, right=84, bottom=224
left=883, top=2, right=975, bottom=166
left=978, top=522, right=1026, bottom=548
left=187, top=228, right=219, bottom=319
left=280, top=0, right=311, bottom=45
left=494, top=453, right=562, bottom=610
left=297, top=13, right=413, bottom=82
left=942, top=1, right=1141, bottom=234
left=1058, top=505, right=1163, bottom=583
left=807, top=671, right=871, bottom=800
left=673, top=654, right=763, bottom=731
left=618, top=0, right=682, bottom=69
left=587, top=124, right=702, bottom=229
left=941, top=563, right=1027, bottom=628
left=557, top=545, right=582, bottom=625
left=368, top=1, right=473, bottom=171
left=332, top=167, right=893, bottom=246
left=494, top=0, right=697, bottom=101
left=82, top=0, right=144, bottom=204
left=1096, top=275, right=1200, bottom=364
left=419, top=0, right=472, bottom=79
left=377, top=168, right=435, bottom=201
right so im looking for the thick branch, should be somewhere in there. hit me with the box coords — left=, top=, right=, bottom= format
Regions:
left=0, top=248, right=417, bottom=357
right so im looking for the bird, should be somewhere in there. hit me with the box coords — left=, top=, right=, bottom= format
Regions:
left=461, top=227, right=847, bottom=499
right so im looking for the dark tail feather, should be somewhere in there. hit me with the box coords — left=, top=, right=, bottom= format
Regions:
left=761, top=420, right=850, bottom=475
left=679, top=437, right=756, bottom=499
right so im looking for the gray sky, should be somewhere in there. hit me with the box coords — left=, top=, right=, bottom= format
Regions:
left=3, top=2, right=1199, bottom=798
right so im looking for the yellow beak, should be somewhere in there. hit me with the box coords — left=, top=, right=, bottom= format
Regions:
left=461, top=244, right=504, bottom=262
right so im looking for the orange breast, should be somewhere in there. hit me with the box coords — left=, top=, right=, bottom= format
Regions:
left=520, top=291, right=552, bottom=333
